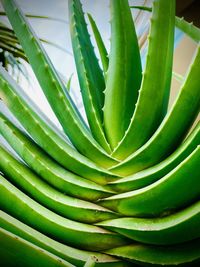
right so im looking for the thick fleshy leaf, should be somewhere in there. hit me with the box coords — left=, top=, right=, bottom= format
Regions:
left=87, top=13, right=109, bottom=76
left=110, top=45, right=200, bottom=176
left=113, top=0, right=175, bottom=159
left=69, top=0, right=111, bottom=152
left=103, top=0, right=142, bottom=149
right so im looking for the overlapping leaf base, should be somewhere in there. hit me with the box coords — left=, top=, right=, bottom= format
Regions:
left=0, top=0, right=199, bottom=266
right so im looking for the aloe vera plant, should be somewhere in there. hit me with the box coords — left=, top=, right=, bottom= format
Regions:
left=0, top=0, right=199, bottom=266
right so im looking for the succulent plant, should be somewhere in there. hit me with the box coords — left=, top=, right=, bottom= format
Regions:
left=0, top=0, right=199, bottom=266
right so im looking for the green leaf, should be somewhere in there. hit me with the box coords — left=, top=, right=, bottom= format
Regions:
left=84, top=256, right=96, bottom=267
left=129, top=6, right=152, bottom=12
left=87, top=13, right=109, bottom=75
left=0, top=42, right=27, bottom=61
left=0, top=228, right=74, bottom=267
left=105, top=239, right=200, bottom=266
left=69, top=0, right=111, bottom=152
left=0, top=22, right=72, bottom=56
left=0, top=11, right=68, bottom=24
left=66, top=73, right=73, bottom=92
left=113, top=0, right=175, bottom=159
left=111, top=45, right=200, bottom=176
left=103, top=0, right=142, bottom=149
